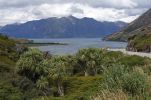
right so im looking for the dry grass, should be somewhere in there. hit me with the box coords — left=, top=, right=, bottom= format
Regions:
left=92, top=90, right=128, bottom=100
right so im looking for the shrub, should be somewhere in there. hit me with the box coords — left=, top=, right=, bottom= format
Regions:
left=102, top=51, right=124, bottom=67
left=75, top=48, right=106, bottom=76
left=16, top=48, right=49, bottom=83
left=0, top=82, right=23, bottom=100
left=100, top=64, right=129, bottom=90
left=122, top=72, right=149, bottom=95
left=100, top=63, right=150, bottom=97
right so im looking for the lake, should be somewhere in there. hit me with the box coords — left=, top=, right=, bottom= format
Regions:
left=30, top=38, right=127, bottom=55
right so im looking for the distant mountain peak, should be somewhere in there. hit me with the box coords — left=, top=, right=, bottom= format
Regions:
left=68, top=15, right=77, bottom=19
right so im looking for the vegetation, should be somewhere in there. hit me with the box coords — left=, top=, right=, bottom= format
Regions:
left=127, top=33, right=151, bottom=52
left=1, top=35, right=151, bottom=100
left=0, top=34, right=27, bottom=100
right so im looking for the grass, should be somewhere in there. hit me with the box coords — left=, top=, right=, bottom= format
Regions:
left=33, top=76, right=101, bottom=100
left=118, top=55, right=147, bottom=67
left=98, top=63, right=151, bottom=99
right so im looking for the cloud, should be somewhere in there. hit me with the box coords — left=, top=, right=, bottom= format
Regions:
left=70, top=6, right=84, bottom=14
left=0, top=0, right=145, bottom=9
left=0, top=0, right=150, bottom=26
left=0, top=3, right=72, bottom=25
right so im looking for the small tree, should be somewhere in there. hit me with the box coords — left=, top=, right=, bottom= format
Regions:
left=16, top=49, right=49, bottom=83
left=48, top=56, right=72, bottom=96
left=75, top=48, right=105, bottom=76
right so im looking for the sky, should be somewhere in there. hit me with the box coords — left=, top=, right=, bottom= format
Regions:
left=0, top=0, right=151, bottom=26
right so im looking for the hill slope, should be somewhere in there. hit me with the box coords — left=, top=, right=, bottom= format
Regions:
left=0, top=34, right=27, bottom=99
left=104, top=8, right=151, bottom=41
left=0, top=16, right=126, bottom=38
left=126, top=33, right=151, bottom=53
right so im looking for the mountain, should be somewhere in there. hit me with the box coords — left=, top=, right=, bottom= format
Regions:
left=104, top=8, right=151, bottom=41
left=0, top=16, right=127, bottom=38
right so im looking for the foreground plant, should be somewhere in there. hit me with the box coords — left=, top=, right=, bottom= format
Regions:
left=16, top=48, right=49, bottom=83
left=75, top=48, right=106, bottom=76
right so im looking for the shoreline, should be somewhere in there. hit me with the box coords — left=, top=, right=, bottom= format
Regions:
left=20, top=42, right=68, bottom=46
left=108, top=48, right=151, bottom=58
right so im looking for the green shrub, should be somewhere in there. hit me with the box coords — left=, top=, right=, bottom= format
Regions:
left=0, top=82, right=23, bottom=100
left=102, top=51, right=124, bottom=67
left=122, top=72, right=149, bottom=95
left=100, top=63, right=150, bottom=97
left=119, top=55, right=146, bottom=67
left=75, top=48, right=106, bottom=76
left=16, top=48, right=49, bottom=83
left=100, top=64, right=129, bottom=90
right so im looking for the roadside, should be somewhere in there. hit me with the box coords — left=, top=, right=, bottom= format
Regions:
left=108, top=48, right=151, bottom=58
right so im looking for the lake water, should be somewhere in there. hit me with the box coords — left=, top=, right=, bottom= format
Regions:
left=31, top=38, right=127, bottom=55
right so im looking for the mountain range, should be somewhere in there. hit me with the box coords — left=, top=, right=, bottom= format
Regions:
left=104, top=8, right=151, bottom=41
left=0, top=16, right=126, bottom=38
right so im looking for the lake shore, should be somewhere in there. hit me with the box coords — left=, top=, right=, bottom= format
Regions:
left=21, top=42, right=68, bottom=46
left=108, top=48, right=151, bottom=58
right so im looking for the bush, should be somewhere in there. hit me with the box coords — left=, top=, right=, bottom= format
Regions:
left=122, top=72, right=149, bottom=95
left=100, top=63, right=150, bottom=97
left=102, top=51, right=124, bottom=67
left=0, top=82, right=23, bottom=100
left=100, top=64, right=129, bottom=90
left=16, top=48, right=49, bottom=83
left=75, top=48, right=106, bottom=76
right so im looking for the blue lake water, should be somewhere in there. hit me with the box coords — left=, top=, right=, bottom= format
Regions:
left=31, top=38, right=127, bottom=55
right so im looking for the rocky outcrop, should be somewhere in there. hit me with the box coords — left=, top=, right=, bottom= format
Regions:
left=126, top=44, right=151, bottom=53
left=126, top=33, right=151, bottom=53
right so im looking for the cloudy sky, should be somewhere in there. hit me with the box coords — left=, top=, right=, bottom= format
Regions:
left=0, top=0, right=151, bottom=26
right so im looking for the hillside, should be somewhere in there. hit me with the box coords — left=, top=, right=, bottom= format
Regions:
left=126, top=33, right=151, bottom=53
left=1, top=35, right=151, bottom=99
left=0, top=16, right=126, bottom=38
left=104, top=8, right=151, bottom=41
left=0, top=34, right=28, bottom=99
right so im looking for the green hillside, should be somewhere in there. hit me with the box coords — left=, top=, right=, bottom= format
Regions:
left=1, top=35, right=151, bottom=100
left=0, top=34, right=28, bottom=99
left=127, top=33, right=151, bottom=52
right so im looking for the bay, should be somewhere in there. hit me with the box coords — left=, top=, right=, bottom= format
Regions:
left=30, top=38, right=127, bottom=55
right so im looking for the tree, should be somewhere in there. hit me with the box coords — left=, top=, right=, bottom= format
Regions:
left=36, top=76, right=49, bottom=96
left=16, top=48, right=49, bottom=83
left=75, top=48, right=105, bottom=76
left=48, top=56, right=73, bottom=96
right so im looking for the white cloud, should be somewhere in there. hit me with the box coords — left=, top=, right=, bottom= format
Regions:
left=0, top=0, right=141, bottom=9
left=0, top=0, right=150, bottom=26
left=0, top=3, right=73, bottom=25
